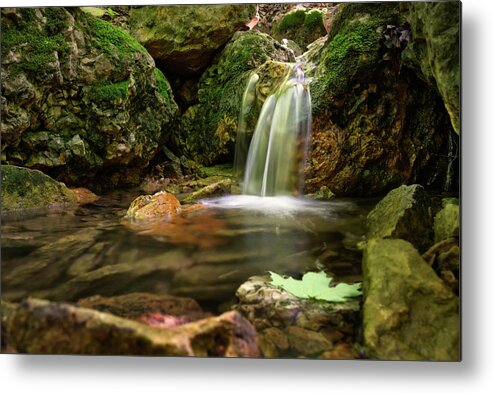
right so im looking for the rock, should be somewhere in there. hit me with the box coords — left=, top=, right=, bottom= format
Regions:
left=434, top=203, right=459, bottom=242
left=174, top=30, right=295, bottom=165
left=422, top=238, right=460, bottom=295
left=70, top=187, right=99, bottom=205
left=77, top=292, right=209, bottom=322
left=366, top=184, right=433, bottom=252
left=130, top=5, right=256, bottom=76
left=402, top=2, right=460, bottom=133
left=284, top=326, right=333, bottom=356
left=1, top=8, right=178, bottom=190
left=271, top=8, right=327, bottom=50
left=235, top=275, right=360, bottom=334
left=1, top=165, right=76, bottom=216
left=126, top=191, right=181, bottom=220
left=1, top=301, right=17, bottom=353
left=306, top=186, right=335, bottom=201
left=362, top=238, right=460, bottom=360
left=6, top=298, right=260, bottom=356
left=304, top=3, right=456, bottom=196
left=183, top=179, right=233, bottom=203
left=258, top=327, right=289, bottom=358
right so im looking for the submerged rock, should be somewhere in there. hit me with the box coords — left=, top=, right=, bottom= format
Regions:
left=175, top=30, right=295, bottom=165
left=366, top=184, right=433, bottom=252
left=304, top=3, right=456, bottom=196
left=6, top=298, right=260, bottom=357
left=362, top=238, right=460, bottom=361
left=1, top=8, right=178, bottom=189
left=1, top=165, right=76, bottom=216
left=130, top=4, right=255, bottom=76
left=126, top=191, right=181, bottom=220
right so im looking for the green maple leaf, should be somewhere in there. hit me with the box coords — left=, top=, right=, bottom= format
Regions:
left=269, top=271, right=362, bottom=302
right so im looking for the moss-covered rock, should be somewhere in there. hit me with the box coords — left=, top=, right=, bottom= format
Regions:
left=434, top=202, right=460, bottom=242
left=402, top=2, right=460, bottom=133
left=362, top=239, right=460, bottom=361
left=303, top=3, right=457, bottom=196
left=130, top=4, right=255, bottom=76
left=6, top=298, right=260, bottom=356
left=182, top=179, right=233, bottom=204
left=1, top=8, right=178, bottom=190
left=174, top=31, right=295, bottom=165
left=366, top=184, right=433, bottom=252
left=271, top=8, right=327, bottom=50
left=1, top=165, right=76, bottom=215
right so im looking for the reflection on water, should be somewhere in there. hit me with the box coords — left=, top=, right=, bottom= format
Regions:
left=1, top=192, right=376, bottom=311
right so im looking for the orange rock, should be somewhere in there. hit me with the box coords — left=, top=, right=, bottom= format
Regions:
left=70, top=187, right=99, bottom=205
left=126, top=191, right=181, bottom=220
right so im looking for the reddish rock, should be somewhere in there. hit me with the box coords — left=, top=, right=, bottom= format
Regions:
left=70, top=187, right=99, bottom=205
left=126, top=191, right=181, bottom=219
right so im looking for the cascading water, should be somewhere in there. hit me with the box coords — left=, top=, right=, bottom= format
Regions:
left=235, top=64, right=312, bottom=197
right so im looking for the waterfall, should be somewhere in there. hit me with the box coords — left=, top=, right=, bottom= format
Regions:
left=235, top=64, right=312, bottom=197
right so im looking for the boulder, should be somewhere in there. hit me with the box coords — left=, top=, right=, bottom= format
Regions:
left=6, top=298, right=260, bottom=356
left=126, top=191, right=181, bottom=220
left=362, top=238, right=460, bottom=360
left=434, top=202, right=460, bottom=242
left=183, top=179, right=233, bottom=204
left=129, top=5, right=256, bottom=76
left=303, top=3, right=457, bottom=196
left=174, top=31, right=295, bottom=165
left=366, top=184, right=433, bottom=252
left=402, top=2, right=460, bottom=133
left=1, top=8, right=178, bottom=190
left=1, top=165, right=76, bottom=216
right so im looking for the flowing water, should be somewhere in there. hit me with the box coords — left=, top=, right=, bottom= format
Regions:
left=1, top=191, right=375, bottom=311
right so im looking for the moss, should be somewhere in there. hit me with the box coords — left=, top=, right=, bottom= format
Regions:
left=304, top=9, right=324, bottom=29
left=1, top=8, right=70, bottom=75
left=88, top=80, right=130, bottom=102
left=154, top=68, right=171, bottom=101
left=277, top=9, right=307, bottom=30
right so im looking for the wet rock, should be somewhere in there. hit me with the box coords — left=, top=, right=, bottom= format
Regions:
left=306, top=186, right=335, bottom=201
left=70, top=187, right=99, bottom=205
left=363, top=238, right=460, bottom=361
left=78, top=292, right=209, bottom=322
left=1, top=8, right=178, bottom=189
left=130, top=5, right=256, bottom=76
left=1, top=165, right=77, bottom=216
left=175, top=30, right=295, bottom=165
left=126, top=191, right=181, bottom=220
left=183, top=179, right=233, bottom=204
left=6, top=298, right=260, bottom=357
left=402, top=2, right=460, bottom=133
left=434, top=202, right=459, bottom=243
left=304, top=3, right=456, bottom=196
left=366, top=184, right=433, bottom=252
left=235, top=275, right=360, bottom=334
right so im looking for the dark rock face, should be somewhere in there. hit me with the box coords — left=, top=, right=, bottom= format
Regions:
left=366, top=184, right=433, bottom=252
left=130, top=5, right=256, bottom=76
left=1, top=8, right=178, bottom=190
left=304, top=3, right=457, bottom=196
left=362, top=239, right=460, bottom=361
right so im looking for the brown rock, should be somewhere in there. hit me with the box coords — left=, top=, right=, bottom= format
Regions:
left=126, top=191, right=181, bottom=220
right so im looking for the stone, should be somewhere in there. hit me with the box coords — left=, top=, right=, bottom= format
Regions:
left=434, top=203, right=459, bottom=242
left=259, top=327, right=289, bottom=358
left=174, top=30, right=295, bottom=165
left=234, top=275, right=360, bottom=333
left=1, top=8, right=178, bottom=190
left=1, top=165, right=76, bottom=216
left=362, top=238, right=460, bottom=361
left=183, top=179, right=233, bottom=204
left=303, top=3, right=456, bottom=196
left=70, top=187, right=99, bottom=205
left=126, top=191, right=181, bottom=220
left=130, top=5, right=256, bottom=76
left=366, top=184, right=433, bottom=252
left=402, top=2, right=460, bottom=133
left=6, top=298, right=260, bottom=357
left=284, top=326, right=333, bottom=356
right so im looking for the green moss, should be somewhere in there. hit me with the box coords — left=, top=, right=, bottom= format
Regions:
left=154, top=68, right=170, bottom=100
left=89, top=80, right=130, bottom=102
left=1, top=8, right=70, bottom=75
left=304, top=9, right=324, bottom=29
left=278, top=9, right=306, bottom=30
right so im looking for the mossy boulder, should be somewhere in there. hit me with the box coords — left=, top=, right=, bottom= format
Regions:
left=1, top=8, right=178, bottom=190
left=402, top=2, right=460, bottom=133
left=175, top=31, right=295, bottom=165
left=303, top=3, right=457, bottom=196
left=434, top=202, right=460, bottom=242
left=130, top=4, right=256, bottom=76
left=1, top=165, right=76, bottom=215
left=362, top=239, right=460, bottom=360
left=366, top=184, right=433, bottom=252
left=6, top=298, right=260, bottom=356
left=271, top=8, right=327, bottom=50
